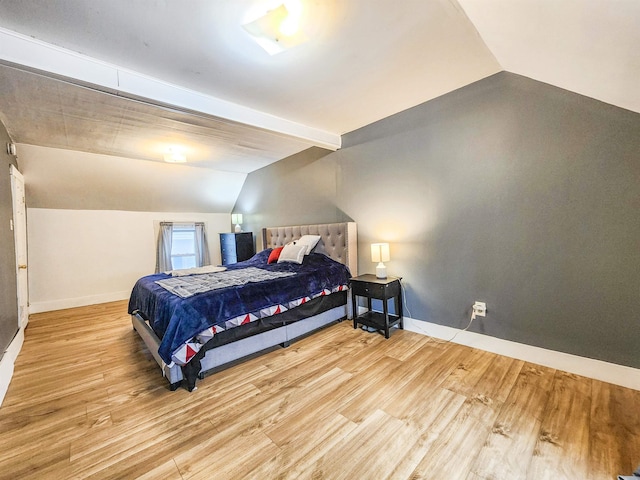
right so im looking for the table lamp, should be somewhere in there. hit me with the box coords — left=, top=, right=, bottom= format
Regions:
left=371, top=243, right=390, bottom=279
left=231, top=213, right=243, bottom=233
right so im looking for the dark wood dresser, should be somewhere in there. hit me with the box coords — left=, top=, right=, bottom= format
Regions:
left=220, top=232, right=254, bottom=265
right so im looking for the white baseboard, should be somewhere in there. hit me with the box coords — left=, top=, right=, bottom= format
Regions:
left=0, top=326, right=25, bottom=407
left=29, top=290, right=131, bottom=314
left=401, top=317, right=640, bottom=391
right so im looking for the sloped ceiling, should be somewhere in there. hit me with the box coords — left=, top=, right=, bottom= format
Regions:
left=0, top=0, right=637, bottom=194
left=0, top=0, right=501, bottom=175
left=458, top=0, right=640, bottom=115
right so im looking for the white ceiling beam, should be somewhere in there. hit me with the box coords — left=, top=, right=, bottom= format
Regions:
left=0, top=27, right=119, bottom=91
left=0, top=27, right=341, bottom=151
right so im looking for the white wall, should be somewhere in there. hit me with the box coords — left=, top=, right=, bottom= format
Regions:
left=27, top=208, right=232, bottom=313
left=18, top=144, right=247, bottom=213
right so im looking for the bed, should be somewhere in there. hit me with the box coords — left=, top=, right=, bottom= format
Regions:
left=129, top=222, right=357, bottom=391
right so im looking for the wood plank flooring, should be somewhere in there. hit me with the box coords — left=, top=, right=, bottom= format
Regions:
left=1, top=300, right=639, bottom=479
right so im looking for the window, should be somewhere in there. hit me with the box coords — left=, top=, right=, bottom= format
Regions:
left=156, top=222, right=211, bottom=273
left=170, top=224, right=197, bottom=270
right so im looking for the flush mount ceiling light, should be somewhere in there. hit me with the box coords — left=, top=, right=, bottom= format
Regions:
left=242, top=1, right=308, bottom=55
left=164, top=147, right=187, bottom=163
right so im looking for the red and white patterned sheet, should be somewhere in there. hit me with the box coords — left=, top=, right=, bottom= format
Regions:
left=170, top=284, right=348, bottom=366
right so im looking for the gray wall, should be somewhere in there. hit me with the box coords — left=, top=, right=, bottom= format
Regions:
left=235, top=146, right=348, bottom=249
left=234, top=72, right=640, bottom=368
left=0, top=120, right=19, bottom=357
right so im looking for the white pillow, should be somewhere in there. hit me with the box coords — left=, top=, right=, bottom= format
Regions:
left=294, top=234, right=321, bottom=255
left=277, top=243, right=307, bottom=264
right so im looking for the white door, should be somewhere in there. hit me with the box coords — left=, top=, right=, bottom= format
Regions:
left=10, top=165, right=28, bottom=329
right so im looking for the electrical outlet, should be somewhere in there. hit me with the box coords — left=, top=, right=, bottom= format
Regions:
left=472, top=301, right=486, bottom=318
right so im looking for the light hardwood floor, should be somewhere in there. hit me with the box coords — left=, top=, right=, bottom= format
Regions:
left=1, top=300, right=638, bottom=479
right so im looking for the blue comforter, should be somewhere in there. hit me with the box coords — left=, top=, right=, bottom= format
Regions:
left=128, top=250, right=351, bottom=365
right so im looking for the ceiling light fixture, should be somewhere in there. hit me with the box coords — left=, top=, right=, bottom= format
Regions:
left=242, top=1, right=308, bottom=55
left=164, top=147, right=187, bottom=163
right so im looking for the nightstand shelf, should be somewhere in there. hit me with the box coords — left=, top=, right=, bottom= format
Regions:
left=350, top=274, right=403, bottom=339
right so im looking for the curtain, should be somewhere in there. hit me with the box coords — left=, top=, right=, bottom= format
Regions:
left=194, top=223, right=211, bottom=267
left=155, top=222, right=173, bottom=273
left=155, top=221, right=210, bottom=273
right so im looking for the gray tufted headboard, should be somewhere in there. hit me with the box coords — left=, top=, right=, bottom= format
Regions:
left=262, top=222, right=357, bottom=276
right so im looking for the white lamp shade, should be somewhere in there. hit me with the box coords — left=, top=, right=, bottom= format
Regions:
left=231, top=214, right=243, bottom=225
left=371, top=243, right=390, bottom=263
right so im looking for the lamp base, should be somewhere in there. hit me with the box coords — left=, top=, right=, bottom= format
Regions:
left=234, top=224, right=242, bottom=233
left=376, top=262, right=387, bottom=279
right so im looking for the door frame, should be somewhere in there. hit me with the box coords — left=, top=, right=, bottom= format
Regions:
left=1, top=164, right=27, bottom=406
left=10, top=164, right=28, bottom=328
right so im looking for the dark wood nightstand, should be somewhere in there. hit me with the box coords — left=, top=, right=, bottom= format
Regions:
left=350, top=274, right=403, bottom=338
left=220, top=232, right=254, bottom=265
